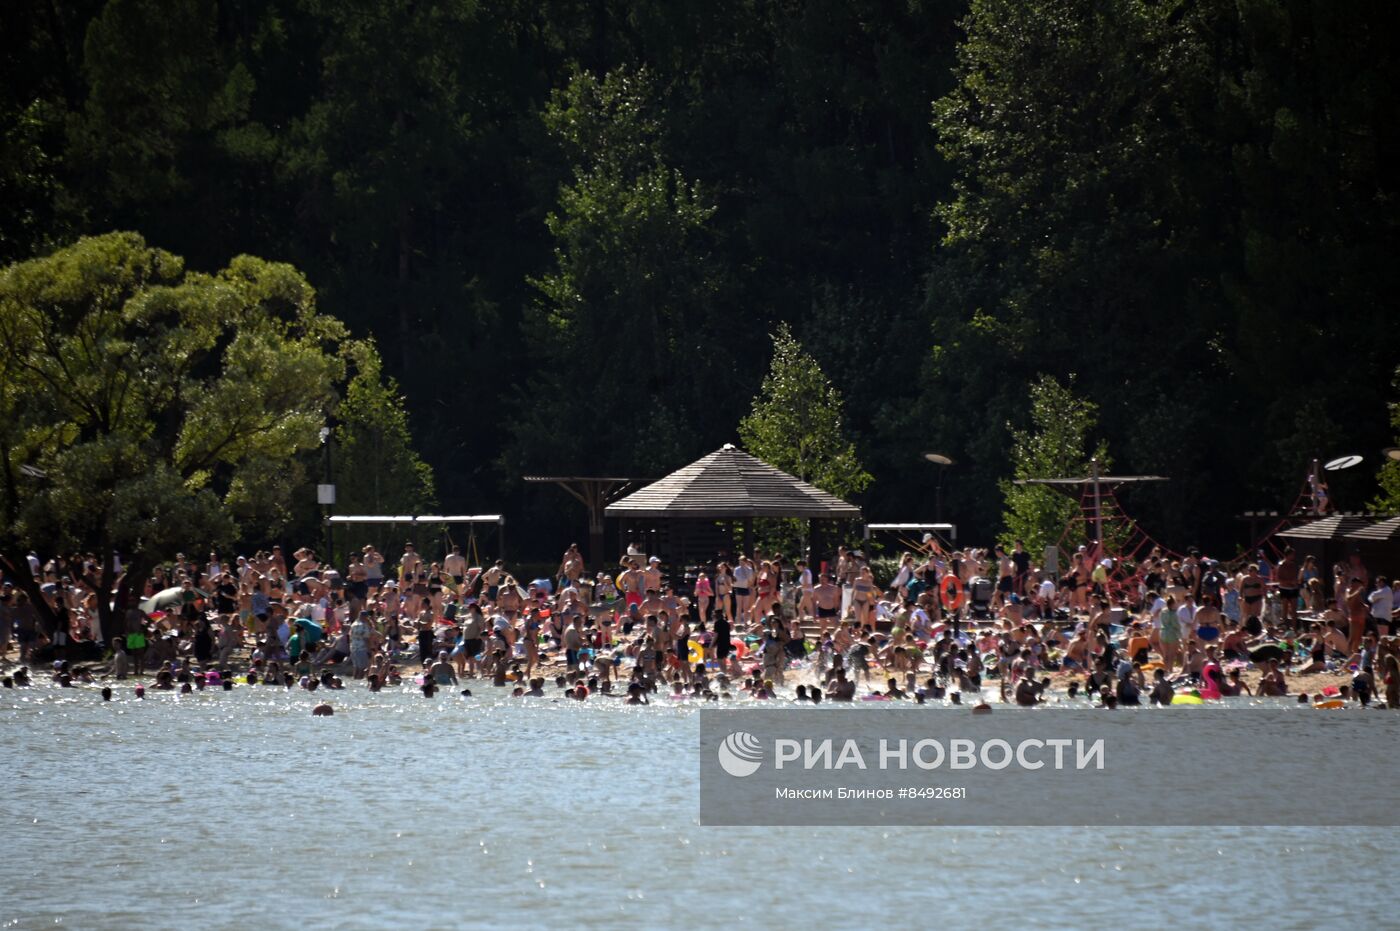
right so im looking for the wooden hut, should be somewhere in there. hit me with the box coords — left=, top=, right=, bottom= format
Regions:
left=1343, top=516, right=1400, bottom=578
left=603, top=444, right=861, bottom=569
left=1275, top=514, right=1379, bottom=581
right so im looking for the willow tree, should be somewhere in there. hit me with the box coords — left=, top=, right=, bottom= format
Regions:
left=0, top=232, right=346, bottom=640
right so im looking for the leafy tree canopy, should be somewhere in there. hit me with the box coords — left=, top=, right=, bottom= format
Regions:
left=334, top=338, right=437, bottom=517
left=1000, top=375, right=1110, bottom=554
left=0, top=231, right=345, bottom=637
left=739, top=323, right=872, bottom=501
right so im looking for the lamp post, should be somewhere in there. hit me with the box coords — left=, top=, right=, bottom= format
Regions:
left=318, top=426, right=336, bottom=564
left=922, top=452, right=955, bottom=523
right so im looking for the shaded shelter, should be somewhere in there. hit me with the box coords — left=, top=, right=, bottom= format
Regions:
left=1276, top=514, right=1379, bottom=589
left=603, top=444, right=861, bottom=568
left=1342, top=515, right=1400, bottom=577
left=521, top=476, right=638, bottom=568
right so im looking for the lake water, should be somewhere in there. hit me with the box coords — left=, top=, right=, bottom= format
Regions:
left=2, top=683, right=1392, bottom=929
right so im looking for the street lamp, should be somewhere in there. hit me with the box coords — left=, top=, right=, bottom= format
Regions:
left=318, top=426, right=336, bottom=563
left=921, top=452, right=955, bottom=523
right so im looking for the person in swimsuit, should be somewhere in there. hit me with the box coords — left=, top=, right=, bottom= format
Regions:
left=811, top=574, right=840, bottom=637
left=694, top=571, right=713, bottom=623
left=795, top=560, right=815, bottom=619
left=430, top=650, right=458, bottom=686
left=1275, top=548, right=1301, bottom=626
left=444, top=546, right=468, bottom=588
left=1345, top=578, right=1368, bottom=653
left=1257, top=658, right=1288, bottom=696
left=556, top=543, right=585, bottom=595
left=732, top=557, right=757, bottom=625
left=851, top=567, right=877, bottom=632
left=618, top=559, right=644, bottom=609
left=713, top=563, right=733, bottom=623
left=1238, top=565, right=1265, bottom=627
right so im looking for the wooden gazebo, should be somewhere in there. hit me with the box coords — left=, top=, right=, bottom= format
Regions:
left=1343, top=516, right=1400, bottom=576
left=603, top=444, right=861, bottom=567
left=1276, top=514, right=1379, bottom=587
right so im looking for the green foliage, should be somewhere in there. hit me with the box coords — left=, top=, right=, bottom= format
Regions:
left=1, top=0, right=1398, bottom=561
left=67, top=0, right=250, bottom=207
left=1374, top=368, right=1400, bottom=515
left=1000, top=376, right=1109, bottom=554
left=333, top=339, right=437, bottom=515
left=739, top=323, right=872, bottom=501
left=924, top=0, right=1400, bottom=544
left=508, top=66, right=736, bottom=477
left=0, top=232, right=345, bottom=633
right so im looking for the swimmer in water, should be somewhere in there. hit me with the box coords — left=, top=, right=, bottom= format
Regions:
left=312, top=703, right=334, bottom=716
left=430, top=651, right=458, bottom=687
left=1149, top=669, right=1174, bottom=705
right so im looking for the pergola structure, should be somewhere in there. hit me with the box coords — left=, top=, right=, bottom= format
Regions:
left=521, top=476, right=638, bottom=568
left=603, top=444, right=861, bottom=567
left=326, top=514, right=506, bottom=562
left=1014, top=459, right=1169, bottom=550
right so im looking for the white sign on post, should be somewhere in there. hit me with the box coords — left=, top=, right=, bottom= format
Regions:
left=317, top=484, right=336, bottom=505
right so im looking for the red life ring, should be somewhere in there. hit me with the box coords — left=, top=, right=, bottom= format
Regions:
left=940, top=575, right=965, bottom=610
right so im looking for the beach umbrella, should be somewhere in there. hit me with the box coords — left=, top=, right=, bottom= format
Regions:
left=139, top=586, right=209, bottom=613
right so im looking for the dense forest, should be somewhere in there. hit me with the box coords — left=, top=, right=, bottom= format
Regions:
left=3, top=0, right=1398, bottom=558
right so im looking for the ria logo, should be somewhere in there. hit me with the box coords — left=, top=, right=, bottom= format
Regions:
left=717, top=731, right=764, bottom=777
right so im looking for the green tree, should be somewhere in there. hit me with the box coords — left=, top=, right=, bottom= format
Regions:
left=925, top=0, right=1400, bottom=542
left=0, top=232, right=346, bottom=640
left=333, top=339, right=437, bottom=516
left=1000, top=375, right=1109, bottom=554
left=923, top=0, right=1233, bottom=538
left=739, top=323, right=872, bottom=500
left=1373, top=367, right=1400, bottom=515
left=508, top=67, right=736, bottom=477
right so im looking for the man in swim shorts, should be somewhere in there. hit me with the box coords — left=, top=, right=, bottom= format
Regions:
left=481, top=560, right=506, bottom=602
left=617, top=559, right=644, bottom=609
left=813, top=574, right=841, bottom=637
left=444, top=545, right=467, bottom=586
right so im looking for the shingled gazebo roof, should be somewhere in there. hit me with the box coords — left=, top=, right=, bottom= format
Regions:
left=1345, top=515, right=1400, bottom=541
left=1277, top=515, right=1378, bottom=540
left=603, top=445, right=861, bottom=520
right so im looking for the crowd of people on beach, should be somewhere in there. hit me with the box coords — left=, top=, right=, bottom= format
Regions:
left=2, top=535, right=1399, bottom=711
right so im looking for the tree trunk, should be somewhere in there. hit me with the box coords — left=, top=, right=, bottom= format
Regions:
left=0, top=549, right=61, bottom=638
left=95, top=548, right=118, bottom=643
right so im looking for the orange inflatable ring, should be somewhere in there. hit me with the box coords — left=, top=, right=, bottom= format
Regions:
left=940, top=575, right=965, bottom=611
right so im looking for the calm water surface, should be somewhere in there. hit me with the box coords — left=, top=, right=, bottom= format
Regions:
left=1, top=684, right=1392, bottom=930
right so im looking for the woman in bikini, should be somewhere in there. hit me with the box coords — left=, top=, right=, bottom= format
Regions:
left=1239, top=565, right=1265, bottom=631
left=754, top=561, right=774, bottom=620
left=851, top=566, right=877, bottom=632
left=714, top=563, right=733, bottom=624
